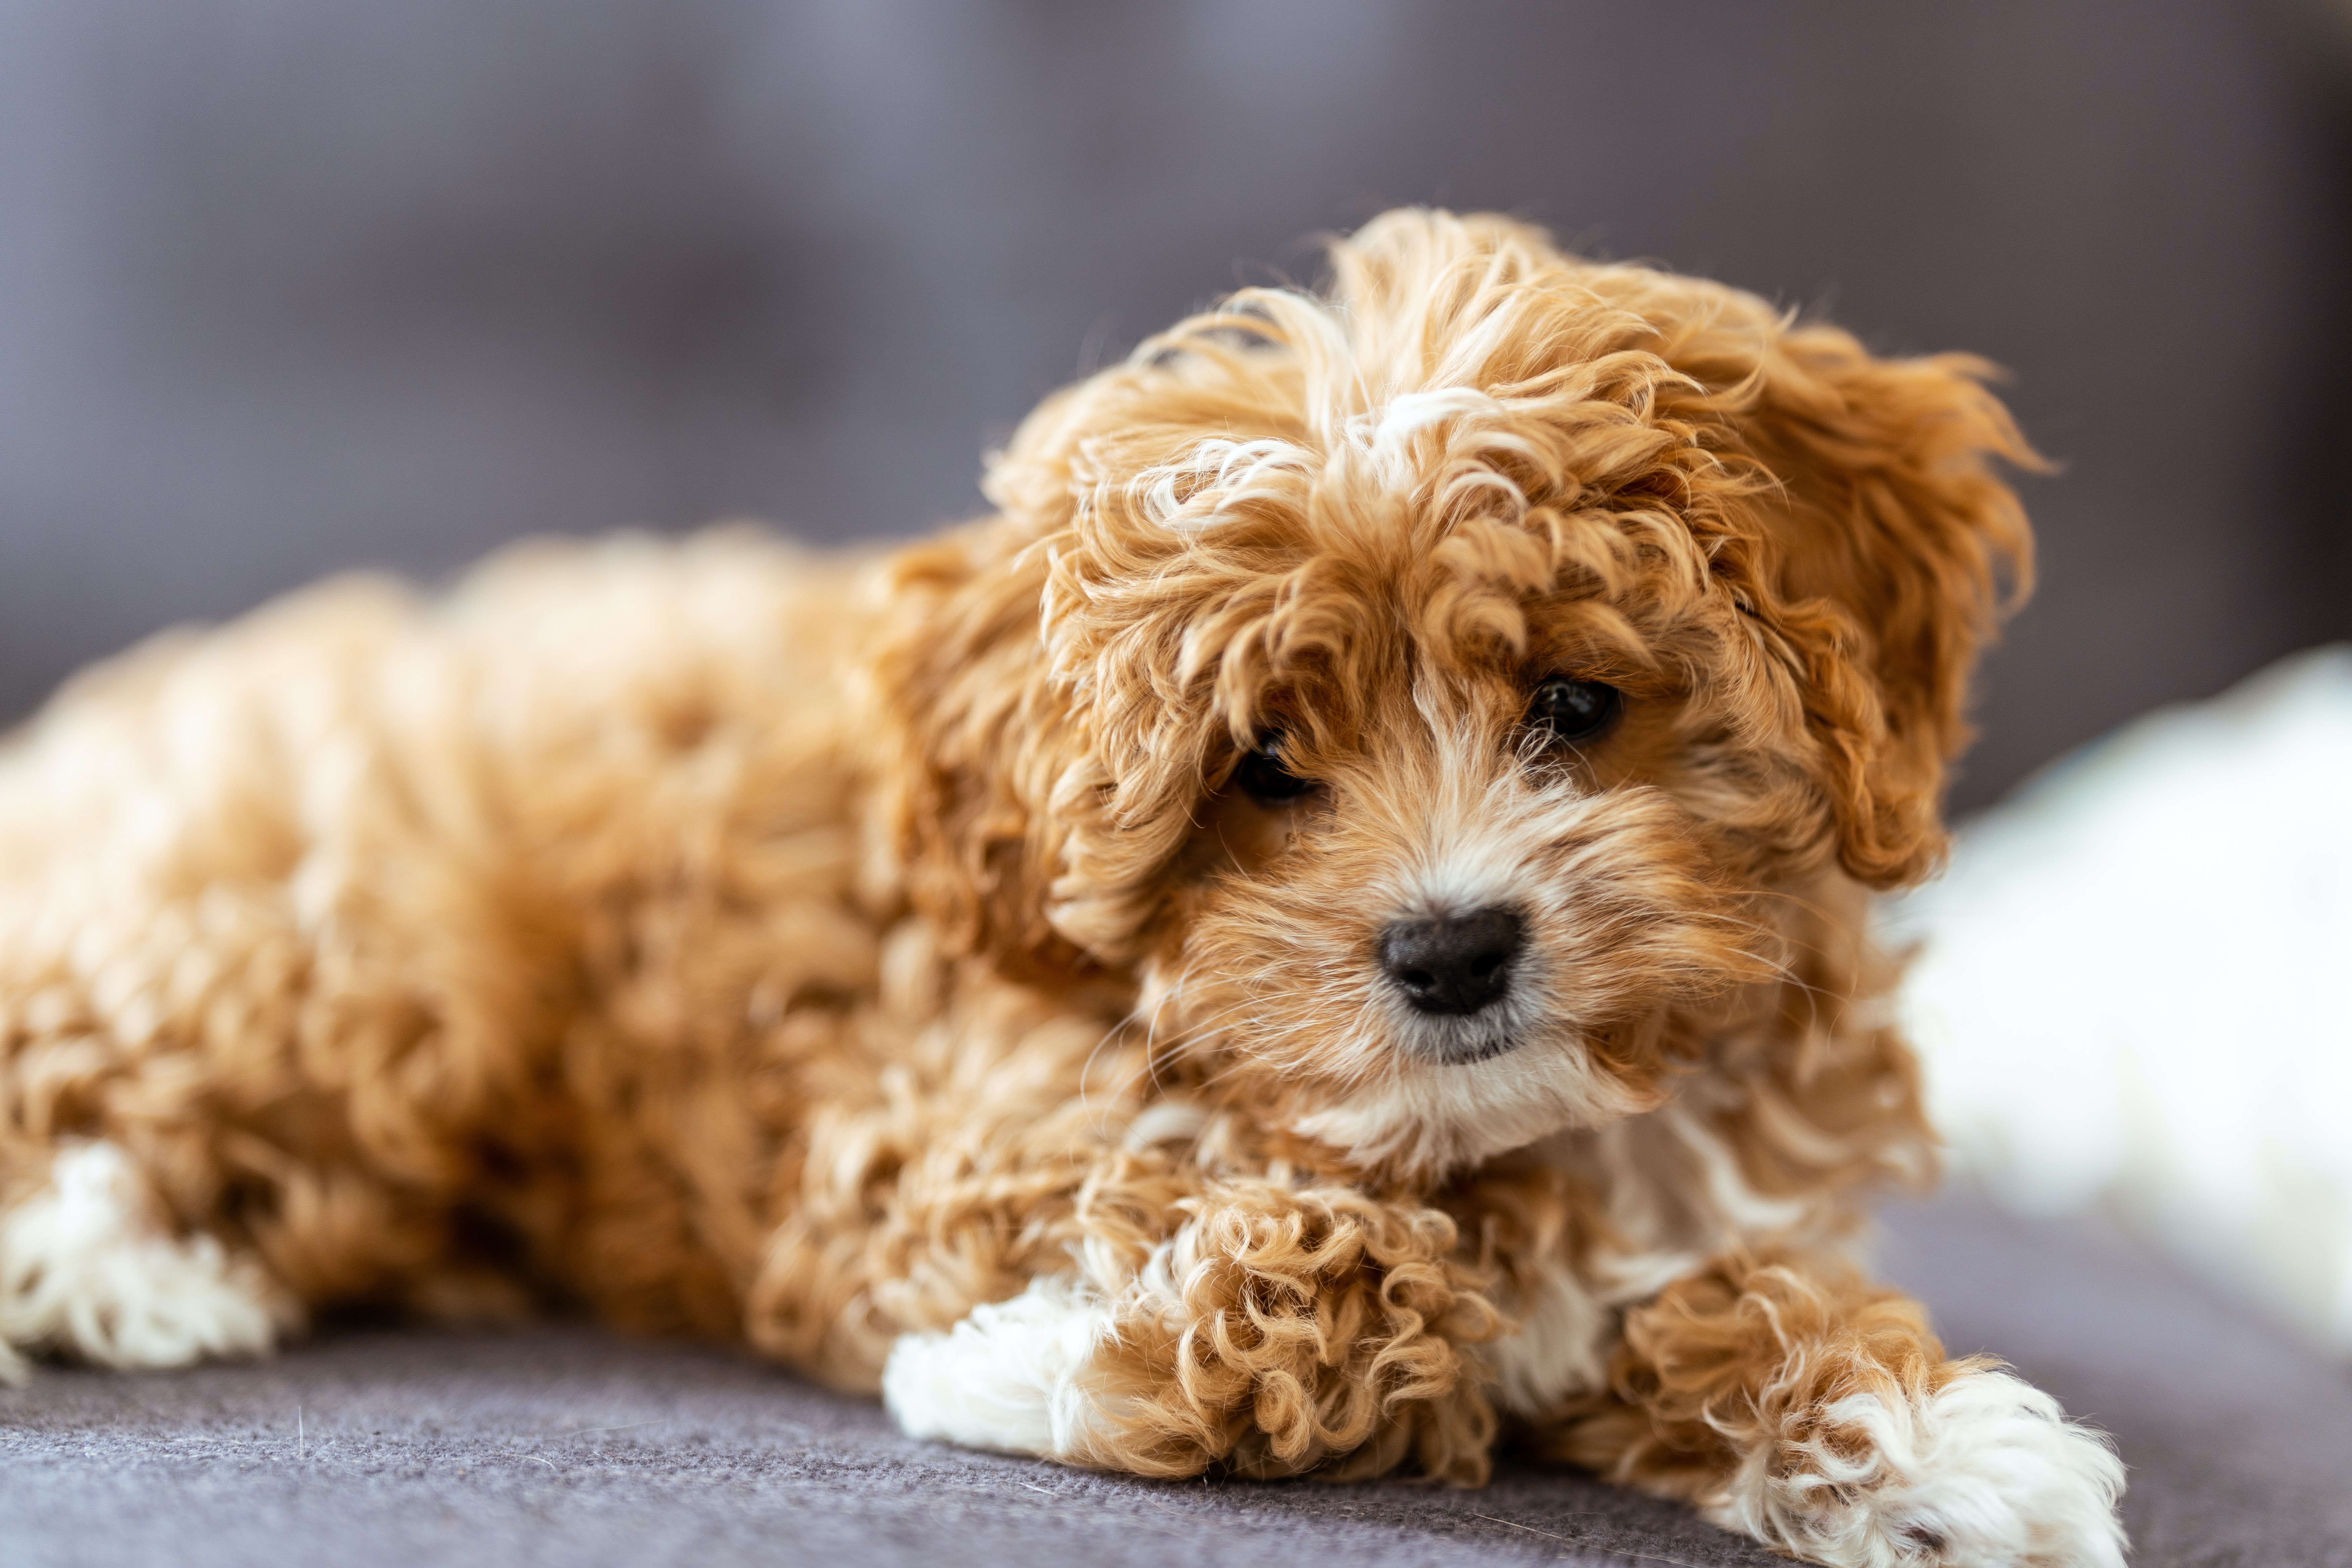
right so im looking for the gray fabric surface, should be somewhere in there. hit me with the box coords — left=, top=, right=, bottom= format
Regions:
left=4, top=1198, right=2348, bottom=1568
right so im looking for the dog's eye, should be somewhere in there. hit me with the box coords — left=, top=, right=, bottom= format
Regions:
left=1525, top=676, right=1622, bottom=745
left=1233, top=734, right=1318, bottom=804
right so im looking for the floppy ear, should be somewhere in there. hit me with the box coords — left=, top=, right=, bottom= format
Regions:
left=863, top=515, right=1097, bottom=981
left=869, top=318, right=1321, bottom=981
left=864, top=371, right=1212, bottom=982
left=1717, top=326, right=2037, bottom=888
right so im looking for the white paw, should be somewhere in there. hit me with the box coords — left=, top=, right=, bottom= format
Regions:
left=1718, top=1368, right=2127, bottom=1568
left=881, top=1275, right=1111, bottom=1461
left=0, top=1142, right=291, bottom=1383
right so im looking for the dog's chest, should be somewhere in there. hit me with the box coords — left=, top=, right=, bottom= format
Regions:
left=1472, top=1104, right=1818, bottom=1420
left=1479, top=1256, right=1615, bottom=1418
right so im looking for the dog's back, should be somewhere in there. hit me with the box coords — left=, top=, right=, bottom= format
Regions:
left=0, top=530, right=884, bottom=1352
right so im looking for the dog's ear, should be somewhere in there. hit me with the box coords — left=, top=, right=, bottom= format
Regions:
left=865, top=377, right=1209, bottom=980
left=864, top=517, right=1094, bottom=980
left=1700, top=324, right=2037, bottom=888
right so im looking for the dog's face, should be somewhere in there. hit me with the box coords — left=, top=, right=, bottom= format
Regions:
left=875, top=210, right=2030, bottom=1178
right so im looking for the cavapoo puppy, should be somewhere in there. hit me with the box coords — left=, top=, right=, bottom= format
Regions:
left=0, top=210, right=2124, bottom=1566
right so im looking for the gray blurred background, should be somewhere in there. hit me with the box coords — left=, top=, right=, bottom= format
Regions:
left=3, top=0, right=2348, bottom=807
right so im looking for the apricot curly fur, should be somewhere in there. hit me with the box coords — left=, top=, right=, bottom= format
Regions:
left=0, top=210, right=2118, bottom=1566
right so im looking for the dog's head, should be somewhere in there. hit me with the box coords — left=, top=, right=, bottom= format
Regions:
left=871, top=210, right=2030, bottom=1177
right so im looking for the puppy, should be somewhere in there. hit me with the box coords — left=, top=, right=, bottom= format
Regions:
left=0, top=210, right=2124, bottom=1567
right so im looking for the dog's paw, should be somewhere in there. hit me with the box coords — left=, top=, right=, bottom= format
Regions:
left=881, top=1275, right=1112, bottom=1461
left=0, top=1141, right=292, bottom=1382
left=1715, top=1367, right=2127, bottom=1568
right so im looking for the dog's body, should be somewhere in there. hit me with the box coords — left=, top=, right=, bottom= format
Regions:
left=0, top=213, right=2124, bottom=1566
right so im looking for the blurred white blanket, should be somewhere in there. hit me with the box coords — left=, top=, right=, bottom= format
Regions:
left=1887, top=646, right=2352, bottom=1356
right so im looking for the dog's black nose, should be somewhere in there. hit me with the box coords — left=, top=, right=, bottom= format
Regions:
left=1378, top=907, right=1524, bottom=1016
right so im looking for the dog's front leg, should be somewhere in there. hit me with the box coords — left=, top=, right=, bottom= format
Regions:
left=1553, top=1253, right=2125, bottom=1568
left=880, top=1170, right=1502, bottom=1481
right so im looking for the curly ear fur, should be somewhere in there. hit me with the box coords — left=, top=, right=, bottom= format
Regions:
left=1704, top=333, right=2036, bottom=887
left=863, top=518, right=1096, bottom=977
left=865, top=374, right=1225, bottom=976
